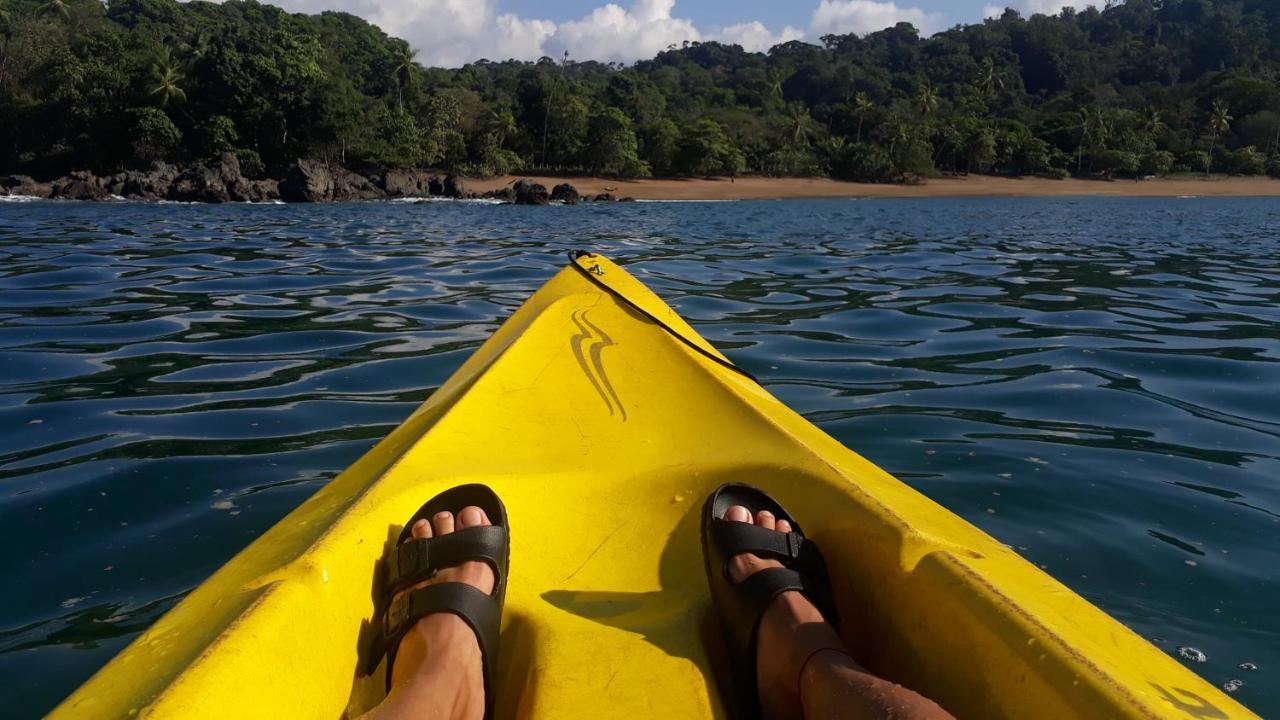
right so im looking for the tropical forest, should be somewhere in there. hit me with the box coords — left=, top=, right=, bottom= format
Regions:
left=2, top=0, right=1280, bottom=183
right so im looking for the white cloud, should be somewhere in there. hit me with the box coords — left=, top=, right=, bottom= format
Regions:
left=713, top=21, right=806, bottom=53
left=982, top=0, right=1099, bottom=19
left=810, top=0, right=946, bottom=37
left=548, top=0, right=701, bottom=63
left=261, top=0, right=949, bottom=67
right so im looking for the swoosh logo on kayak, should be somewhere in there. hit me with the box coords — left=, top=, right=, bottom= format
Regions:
left=570, top=308, right=627, bottom=421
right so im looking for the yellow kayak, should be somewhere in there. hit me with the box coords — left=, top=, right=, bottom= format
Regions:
left=53, top=253, right=1256, bottom=719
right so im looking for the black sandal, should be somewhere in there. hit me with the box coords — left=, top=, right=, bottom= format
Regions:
left=701, top=482, right=840, bottom=718
left=379, top=484, right=509, bottom=719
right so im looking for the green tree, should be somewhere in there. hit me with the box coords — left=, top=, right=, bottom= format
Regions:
left=128, top=107, right=181, bottom=163
left=853, top=92, right=873, bottom=143
left=641, top=117, right=679, bottom=175
left=1206, top=101, right=1232, bottom=174
left=393, top=43, right=416, bottom=109
left=584, top=107, right=649, bottom=176
left=916, top=82, right=939, bottom=118
left=676, top=118, right=745, bottom=176
left=487, top=108, right=516, bottom=148
left=148, top=49, right=186, bottom=108
left=784, top=103, right=812, bottom=147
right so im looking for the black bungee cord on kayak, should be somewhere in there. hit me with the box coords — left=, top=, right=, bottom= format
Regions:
left=568, top=250, right=760, bottom=385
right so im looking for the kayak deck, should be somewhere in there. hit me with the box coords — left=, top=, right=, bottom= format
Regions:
left=53, top=253, right=1256, bottom=719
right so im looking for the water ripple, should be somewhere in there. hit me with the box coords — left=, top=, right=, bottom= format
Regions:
left=0, top=198, right=1277, bottom=716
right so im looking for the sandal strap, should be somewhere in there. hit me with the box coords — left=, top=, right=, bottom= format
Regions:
left=722, top=566, right=805, bottom=659
left=383, top=582, right=501, bottom=717
left=386, top=525, right=507, bottom=595
left=710, top=519, right=824, bottom=571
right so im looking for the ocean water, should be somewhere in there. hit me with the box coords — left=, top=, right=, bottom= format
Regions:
left=0, top=197, right=1276, bottom=717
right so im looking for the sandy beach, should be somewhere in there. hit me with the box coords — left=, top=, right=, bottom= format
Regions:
left=474, top=174, right=1280, bottom=200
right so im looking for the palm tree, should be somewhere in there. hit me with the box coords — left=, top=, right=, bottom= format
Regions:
left=916, top=82, right=939, bottom=118
left=1141, top=107, right=1165, bottom=136
left=977, top=58, right=1005, bottom=100
left=853, top=92, right=873, bottom=143
left=488, top=108, right=516, bottom=148
left=39, top=0, right=70, bottom=19
left=1074, top=108, right=1109, bottom=174
left=766, top=70, right=784, bottom=105
left=393, top=43, right=417, bottom=110
left=786, top=103, right=811, bottom=146
left=148, top=49, right=186, bottom=107
left=1206, top=101, right=1232, bottom=175
left=888, top=121, right=910, bottom=160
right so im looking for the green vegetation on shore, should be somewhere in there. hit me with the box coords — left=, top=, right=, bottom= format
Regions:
left=3, top=0, right=1280, bottom=182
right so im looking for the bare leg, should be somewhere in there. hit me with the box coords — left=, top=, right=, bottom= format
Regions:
left=724, top=505, right=953, bottom=720
left=363, top=507, right=493, bottom=720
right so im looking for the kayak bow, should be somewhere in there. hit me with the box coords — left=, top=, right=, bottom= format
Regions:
left=53, top=253, right=1256, bottom=719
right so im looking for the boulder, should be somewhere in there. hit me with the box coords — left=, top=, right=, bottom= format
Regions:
left=122, top=163, right=179, bottom=200
left=427, top=175, right=445, bottom=196
left=618, top=196, right=636, bottom=202
left=1, top=174, right=36, bottom=190
left=332, top=167, right=385, bottom=201
left=52, top=170, right=109, bottom=200
left=7, top=180, right=52, bottom=198
left=104, top=173, right=128, bottom=196
left=382, top=169, right=424, bottom=197
left=247, top=179, right=281, bottom=203
left=442, top=174, right=465, bottom=198
left=169, top=164, right=230, bottom=203
left=550, top=183, right=579, bottom=205
left=279, top=159, right=333, bottom=202
left=513, top=178, right=549, bottom=205
left=166, top=155, right=246, bottom=203
left=481, top=187, right=515, bottom=202
left=592, top=192, right=616, bottom=202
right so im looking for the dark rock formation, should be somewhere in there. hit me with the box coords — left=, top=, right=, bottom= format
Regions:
left=1, top=174, right=36, bottom=189
left=442, top=174, right=465, bottom=198
left=247, top=179, right=281, bottom=203
left=332, top=167, right=384, bottom=201
left=480, top=186, right=515, bottom=202
left=382, top=169, right=424, bottom=197
left=121, top=163, right=179, bottom=200
left=513, top=179, right=549, bottom=205
left=592, top=192, right=616, bottom=202
left=550, top=183, right=579, bottom=204
left=427, top=175, right=445, bottom=196
left=279, top=159, right=333, bottom=202
left=618, top=196, right=636, bottom=202
left=52, top=170, right=109, bottom=200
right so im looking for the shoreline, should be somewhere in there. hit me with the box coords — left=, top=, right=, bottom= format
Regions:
left=472, top=174, right=1280, bottom=200
left=5, top=169, right=1280, bottom=204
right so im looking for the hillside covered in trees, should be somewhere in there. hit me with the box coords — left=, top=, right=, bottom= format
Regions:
left=3, top=0, right=1280, bottom=183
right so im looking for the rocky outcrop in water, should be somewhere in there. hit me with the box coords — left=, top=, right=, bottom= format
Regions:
left=513, top=179, right=550, bottom=205
left=1, top=164, right=613, bottom=206
left=550, top=183, right=580, bottom=205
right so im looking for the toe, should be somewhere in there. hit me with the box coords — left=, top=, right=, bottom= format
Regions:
left=776, top=518, right=792, bottom=534
left=755, top=509, right=776, bottom=531
left=457, top=505, right=490, bottom=528
left=725, top=505, right=752, bottom=523
left=432, top=510, right=455, bottom=535
left=410, top=518, right=432, bottom=541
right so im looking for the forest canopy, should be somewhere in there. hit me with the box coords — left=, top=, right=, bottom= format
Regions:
left=2, top=0, right=1280, bottom=181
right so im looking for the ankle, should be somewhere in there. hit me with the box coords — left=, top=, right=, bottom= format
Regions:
left=762, top=592, right=845, bottom=671
left=392, top=614, right=482, bottom=687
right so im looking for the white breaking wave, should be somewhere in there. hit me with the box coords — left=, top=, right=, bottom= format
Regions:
left=0, top=194, right=45, bottom=202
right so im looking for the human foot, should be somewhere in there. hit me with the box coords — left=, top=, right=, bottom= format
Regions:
left=724, top=504, right=849, bottom=720
left=371, top=506, right=494, bottom=720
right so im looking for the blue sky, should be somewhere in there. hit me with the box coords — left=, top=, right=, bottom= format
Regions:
left=269, top=0, right=1096, bottom=67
